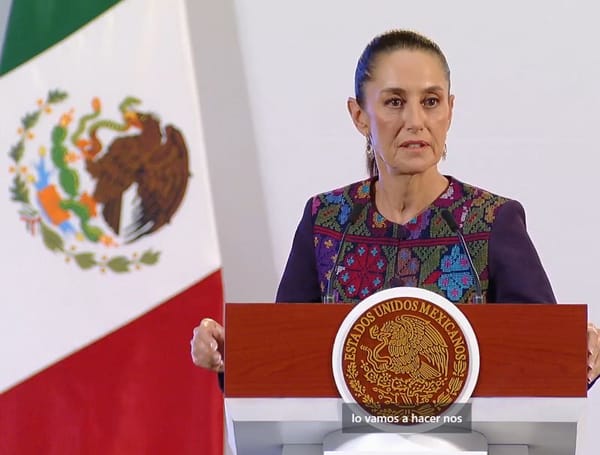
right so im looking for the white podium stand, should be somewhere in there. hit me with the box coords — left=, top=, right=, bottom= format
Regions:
left=225, top=397, right=586, bottom=455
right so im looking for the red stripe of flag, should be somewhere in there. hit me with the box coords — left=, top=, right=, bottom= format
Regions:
left=0, top=270, right=224, bottom=455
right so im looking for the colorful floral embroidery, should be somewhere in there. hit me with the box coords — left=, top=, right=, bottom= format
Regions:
left=313, top=177, right=507, bottom=303
left=437, top=245, right=474, bottom=302
left=357, top=182, right=370, bottom=199
left=405, top=210, right=432, bottom=240
left=311, top=197, right=321, bottom=215
left=335, top=243, right=387, bottom=299
left=397, top=247, right=419, bottom=276
left=372, top=212, right=386, bottom=228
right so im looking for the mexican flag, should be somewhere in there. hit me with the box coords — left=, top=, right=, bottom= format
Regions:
left=0, top=1, right=224, bottom=454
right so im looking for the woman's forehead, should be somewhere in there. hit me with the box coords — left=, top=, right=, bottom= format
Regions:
left=369, top=49, right=449, bottom=88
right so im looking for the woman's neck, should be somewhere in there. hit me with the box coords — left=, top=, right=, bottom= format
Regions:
left=374, top=169, right=448, bottom=225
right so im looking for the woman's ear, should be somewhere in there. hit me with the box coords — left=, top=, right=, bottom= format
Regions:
left=347, top=97, right=370, bottom=136
left=447, top=94, right=455, bottom=130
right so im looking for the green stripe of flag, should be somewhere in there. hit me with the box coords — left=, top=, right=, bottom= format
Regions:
left=0, top=0, right=121, bottom=76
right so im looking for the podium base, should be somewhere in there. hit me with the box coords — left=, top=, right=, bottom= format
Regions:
left=226, top=396, right=583, bottom=455
left=278, top=443, right=529, bottom=455
left=322, top=430, right=488, bottom=454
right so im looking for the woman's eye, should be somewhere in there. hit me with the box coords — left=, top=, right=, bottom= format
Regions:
left=423, top=97, right=439, bottom=108
left=386, top=98, right=404, bottom=107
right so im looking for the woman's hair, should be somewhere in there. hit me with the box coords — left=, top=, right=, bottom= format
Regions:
left=355, top=30, right=451, bottom=177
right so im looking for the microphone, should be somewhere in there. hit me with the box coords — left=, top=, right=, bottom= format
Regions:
left=441, top=209, right=484, bottom=304
left=324, top=203, right=367, bottom=303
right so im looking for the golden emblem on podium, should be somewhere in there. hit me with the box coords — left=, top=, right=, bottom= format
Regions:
left=332, top=287, right=480, bottom=430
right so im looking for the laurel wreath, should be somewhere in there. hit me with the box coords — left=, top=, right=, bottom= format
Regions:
left=345, top=357, right=467, bottom=419
left=8, top=90, right=160, bottom=273
left=436, top=361, right=466, bottom=409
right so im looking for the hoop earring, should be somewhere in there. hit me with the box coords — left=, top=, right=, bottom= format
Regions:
left=442, top=144, right=448, bottom=160
left=366, top=134, right=374, bottom=158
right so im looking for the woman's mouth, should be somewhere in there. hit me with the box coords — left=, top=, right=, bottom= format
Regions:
left=400, top=140, right=429, bottom=149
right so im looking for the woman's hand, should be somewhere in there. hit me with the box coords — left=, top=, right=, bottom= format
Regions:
left=190, top=318, right=225, bottom=372
left=588, top=323, right=600, bottom=383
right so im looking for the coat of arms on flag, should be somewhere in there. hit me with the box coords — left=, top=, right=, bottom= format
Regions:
left=8, top=90, right=191, bottom=273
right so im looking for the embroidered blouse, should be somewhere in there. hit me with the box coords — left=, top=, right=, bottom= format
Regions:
left=276, top=176, right=556, bottom=304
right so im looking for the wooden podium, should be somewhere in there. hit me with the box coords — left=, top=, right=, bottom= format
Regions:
left=224, top=303, right=588, bottom=455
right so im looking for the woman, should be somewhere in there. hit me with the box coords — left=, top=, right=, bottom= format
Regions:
left=191, top=29, right=600, bottom=384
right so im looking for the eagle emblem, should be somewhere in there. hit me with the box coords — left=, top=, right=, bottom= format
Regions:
left=338, top=294, right=473, bottom=424
left=365, top=315, right=449, bottom=381
left=7, top=90, right=190, bottom=273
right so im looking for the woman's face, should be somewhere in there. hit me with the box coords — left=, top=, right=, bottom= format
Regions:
left=352, top=49, right=454, bottom=177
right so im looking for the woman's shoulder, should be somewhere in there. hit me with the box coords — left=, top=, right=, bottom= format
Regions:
left=447, top=176, right=516, bottom=206
left=307, top=178, right=373, bottom=227
left=310, top=178, right=372, bottom=210
left=444, top=177, right=522, bottom=231
left=312, top=178, right=372, bottom=201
